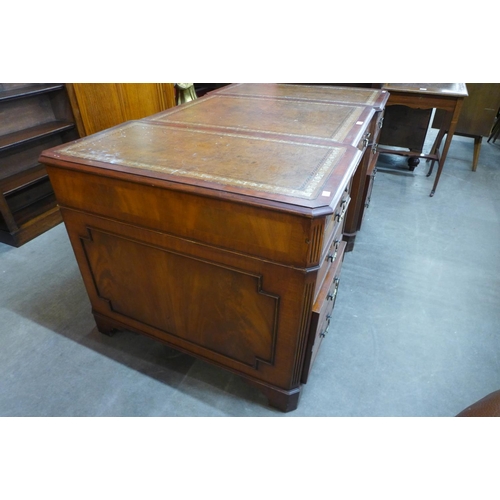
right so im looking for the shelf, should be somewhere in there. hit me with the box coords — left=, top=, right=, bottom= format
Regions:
left=0, top=163, right=47, bottom=192
left=0, top=121, right=75, bottom=153
left=0, top=84, right=64, bottom=102
left=0, top=134, right=66, bottom=186
left=5, top=176, right=53, bottom=214
left=0, top=196, right=62, bottom=247
left=14, top=193, right=57, bottom=226
left=0, top=82, right=77, bottom=247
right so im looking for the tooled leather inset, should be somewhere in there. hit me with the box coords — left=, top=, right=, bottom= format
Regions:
left=56, top=122, right=347, bottom=200
left=153, top=94, right=366, bottom=143
left=219, top=83, right=381, bottom=106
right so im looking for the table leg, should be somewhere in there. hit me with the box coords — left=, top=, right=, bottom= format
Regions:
left=426, top=158, right=437, bottom=177
left=430, top=125, right=446, bottom=155
left=429, top=99, right=464, bottom=197
left=472, top=136, right=482, bottom=172
left=426, top=124, right=446, bottom=178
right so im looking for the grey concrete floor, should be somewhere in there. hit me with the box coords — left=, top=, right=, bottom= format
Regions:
left=1, top=130, right=500, bottom=416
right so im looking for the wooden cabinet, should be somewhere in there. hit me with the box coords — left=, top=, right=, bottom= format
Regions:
left=0, top=84, right=78, bottom=247
left=66, top=83, right=176, bottom=137
left=433, top=83, right=500, bottom=138
left=39, top=84, right=386, bottom=412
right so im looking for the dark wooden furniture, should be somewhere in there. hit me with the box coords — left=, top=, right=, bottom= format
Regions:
left=489, top=109, right=500, bottom=144
left=378, top=83, right=468, bottom=196
left=193, top=83, right=230, bottom=97
left=212, top=83, right=389, bottom=250
left=378, top=106, right=433, bottom=169
left=39, top=84, right=386, bottom=412
left=432, top=83, right=500, bottom=171
left=66, top=84, right=176, bottom=137
left=0, top=83, right=78, bottom=247
left=456, top=389, right=500, bottom=417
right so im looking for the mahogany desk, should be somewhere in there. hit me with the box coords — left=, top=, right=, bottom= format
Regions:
left=379, top=83, right=468, bottom=196
left=39, top=85, right=386, bottom=412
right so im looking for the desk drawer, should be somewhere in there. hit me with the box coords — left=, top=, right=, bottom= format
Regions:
left=314, top=221, right=343, bottom=299
left=364, top=147, right=379, bottom=208
left=302, top=240, right=346, bottom=383
left=357, top=145, right=379, bottom=231
left=369, top=109, right=385, bottom=145
left=323, top=187, right=350, bottom=248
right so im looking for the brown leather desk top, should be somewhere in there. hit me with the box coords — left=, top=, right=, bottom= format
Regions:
left=40, top=87, right=381, bottom=212
left=41, top=120, right=363, bottom=211
left=215, top=83, right=389, bottom=110
left=148, top=94, right=373, bottom=146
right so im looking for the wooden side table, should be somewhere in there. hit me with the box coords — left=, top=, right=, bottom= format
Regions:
left=431, top=83, right=500, bottom=171
left=378, top=83, right=468, bottom=196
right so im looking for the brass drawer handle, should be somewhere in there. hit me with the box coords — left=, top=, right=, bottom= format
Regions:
left=335, top=199, right=349, bottom=222
left=327, top=240, right=340, bottom=263
left=320, top=315, right=333, bottom=338
left=327, top=278, right=340, bottom=301
left=363, top=132, right=371, bottom=148
left=372, top=143, right=378, bottom=155
left=378, top=117, right=384, bottom=129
